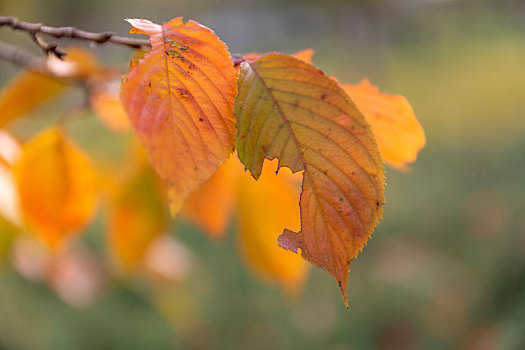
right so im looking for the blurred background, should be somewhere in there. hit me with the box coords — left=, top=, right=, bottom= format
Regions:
left=0, top=0, right=524, bottom=349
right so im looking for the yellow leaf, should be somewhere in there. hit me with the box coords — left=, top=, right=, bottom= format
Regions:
left=236, top=159, right=309, bottom=294
left=235, top=53, right=385, bottom=306
left=14, top=128, right=98, bottom=249
left=182, top=155, right=237, bottom=239
left=342, top=79, right=426, bottom=169
left=0, top=46, right=103, bottom=128
left=107, top=165, right=168, bottom=272
left=120, top=17, right=239, bottom=216
left=0, top=71, right=65, bottom=128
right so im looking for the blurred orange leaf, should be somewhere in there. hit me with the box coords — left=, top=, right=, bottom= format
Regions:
left=0, top=71, right=65, bottom=128
left=243, top=49, right=315, bottom=64
left=236, top=159, right=309, bottom=294
left=120, top=17, right=239, bottom=216
left=235, top=53, right=385, bottom=305
left=181, top=154, right=310, bottom=293
left=107, top=165, right=168, bottom=272
left=14, top=128, right=98, bottom=249
left=342, top=79, right=426, bottom=169
left=90, top=87, right=131, bottom=132
left=0, top=46, right=105, bottom=128
left=182, top=156, right=236, bottom=239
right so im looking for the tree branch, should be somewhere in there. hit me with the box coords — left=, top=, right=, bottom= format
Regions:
left=0, top=41, right=48, bottom=73
left=0, top=16, right=151, bottom=58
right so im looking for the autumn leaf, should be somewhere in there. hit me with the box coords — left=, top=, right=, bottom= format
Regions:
left=14, top=128, right=98, bottom=249
left=182, top=155, right=237, bottom=239
left=0, top=71, right=65, bottom=128
left=90, top=86, right=131, bottom=132
left=235, top=53, right=385, bottom=306
left=107, top=165, right=168, bottom=272
left=342, top=79, right=426, bottom=169
left=0, top=46, right=103, bottom=128
left=182, top=154, right=310, bottom=292
left=236, top=159, right=309, bottom=294
left=243, top=48, right=314, bottom=64
left=120, top=17, right=239, bottom=216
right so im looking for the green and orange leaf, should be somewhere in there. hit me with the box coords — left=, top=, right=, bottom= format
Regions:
left=120, top=17, right=239, bottom=216
left=14, top=128, right=98, bottom=249
left=234, top=53, right=385, bottom=306
left=342, top=79, right=426, bottom=169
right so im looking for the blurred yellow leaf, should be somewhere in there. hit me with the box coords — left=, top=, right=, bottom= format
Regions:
left=182, top=156, right=237, bottom=239
left=182, top=154, right=310, bottom=293
left=342, top=79, right=426, bottom=169
left=0, top=71, right=65, bottom=128
left=236, top=159, right=309, bottom=294
left=0, top=46, right=105, bottom=128
left=243, top=49, right=315, bottom=64
left=107, top=165, right=168, bottom=272
left=14, top=128, right=98, bottom=249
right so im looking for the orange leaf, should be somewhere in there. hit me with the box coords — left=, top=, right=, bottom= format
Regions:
left=291, top=48, right=315, bottom=63
left=90, top=87, right=131, bottom=132
left=235, top=54, right=385, bottom=306
left=0, top=46, right=103, bottom=128
left=243, top=49, right=315, bottom=64
left=0, top=71, right=65, bottom=128
left=14, top=128, right=98, bottom=249
left=342, top=79, right=426, bottom=169
left=236, top=159, right=309, bottom=294
left=107, top=165, right=168, bottom=272
left=120, top=17, right=239, bottom=216
left=182, top=155, right=237, bottom=239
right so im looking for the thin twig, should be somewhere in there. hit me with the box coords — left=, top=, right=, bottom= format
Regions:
left=0, top=40, right=48, bottom=73
left=0, top=16, right=150, bottom=57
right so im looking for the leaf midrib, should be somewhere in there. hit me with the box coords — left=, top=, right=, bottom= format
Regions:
left=245, top=58, right=348, bottom=272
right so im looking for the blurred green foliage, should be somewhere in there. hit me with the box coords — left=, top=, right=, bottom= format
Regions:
left=0, top=0, right=524, bottom=349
